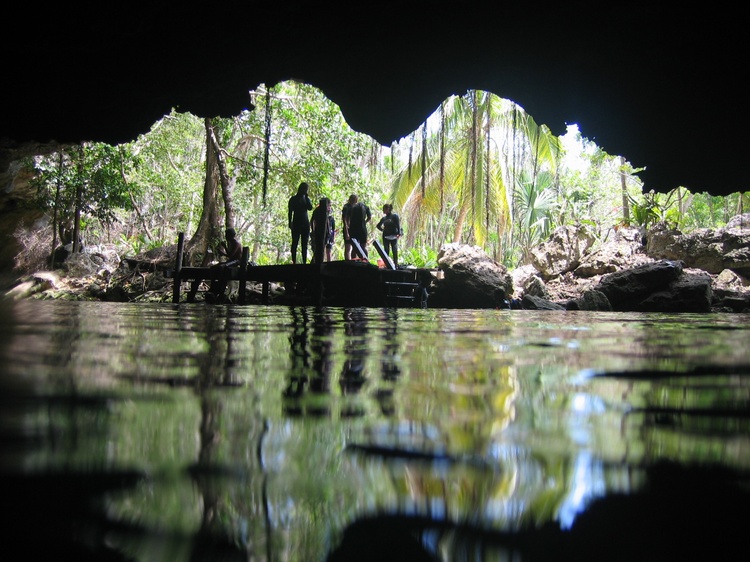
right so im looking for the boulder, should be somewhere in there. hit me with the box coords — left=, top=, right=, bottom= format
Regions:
left=530, top=224, right=596, bottom=280
left=566, top=289, right=613, bottom=311
left=595, top=260, right=684, bottom=311
left=638, top=269, right=713, bottom=313
left=711, top=269, right=750, bottom=312
left=63, top=245, right=121, bottom=278
left=726, top=213, right=750, bottom=230
left=520, top=294, right=566, bottom=310
left=428, top=243, right=513, bottom=308
left=574, top=226, right=653, bottom=277
left=646, top=222, right=750, bottom=275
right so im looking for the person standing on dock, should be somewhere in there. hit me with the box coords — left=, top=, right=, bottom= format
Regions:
left=325, top=212, right=336, bottom=262
left=288, top=182, right=313, bottom=264
left=376, top=203, right=403, bottom=267
left=341, top=194, right=357, bottom=260
left=348, top=196, right=371, bottom=259
left=310, top=197, right=332, bottom=264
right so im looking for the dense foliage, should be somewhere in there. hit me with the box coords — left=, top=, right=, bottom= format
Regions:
left=24, top=81, right=750, bottom=271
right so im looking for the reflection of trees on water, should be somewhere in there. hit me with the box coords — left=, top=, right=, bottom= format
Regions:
left=191, top=306, right=269, bottom=562
left=13, top=303, right=750, bottom=562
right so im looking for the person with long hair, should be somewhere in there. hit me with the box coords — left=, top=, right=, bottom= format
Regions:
left=288, top=182, right=313, bottom=264
left=310, top=197, right=332, bottom=264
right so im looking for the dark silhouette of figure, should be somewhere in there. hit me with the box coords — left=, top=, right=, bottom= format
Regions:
left=283, top=307, right=334, bottom=418
left=325, top=213, right=336, bottom=262
left=209, top=227, right=243, bottom=300
left=310, top=197, right=332, bottom=264
left=348, top=195, right=371, bottom=259
left=283, top=307, right=310, bottom=414
left=341, top=194, right=357, bottom=260
left=307, top=308, right=334, bottom=416
left=340, top=309, right=369, bottom=406
left=288, top=182, right=313, bottom=264
left=376, top=203, right=403, bottom=267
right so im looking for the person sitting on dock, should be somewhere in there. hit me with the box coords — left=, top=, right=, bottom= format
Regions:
left=208, top=227, right=243, bottom=300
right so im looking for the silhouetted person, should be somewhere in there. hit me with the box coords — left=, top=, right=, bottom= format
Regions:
left=341, top=194, right=357, bottom=260
left=209, top=227, right=242, bottom=300
left=325, top=212, right=336, bottom=262
left=310, top=197, right=332, bottom=264
left=348, top=195, right=371, bottom=259
left=288, top=182, right=313, bottom=264
left=376, top=203, right=402, bottom=267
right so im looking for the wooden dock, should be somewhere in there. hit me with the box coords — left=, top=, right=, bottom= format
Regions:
left=166, top=233, right=432, bottom=307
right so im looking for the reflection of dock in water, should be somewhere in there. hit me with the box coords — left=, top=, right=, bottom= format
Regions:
left=166, top=233, right=434, bottom=307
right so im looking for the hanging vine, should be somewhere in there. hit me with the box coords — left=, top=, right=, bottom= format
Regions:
left=262, top=86, right=272, bottom=205
left=421, top=122, right=427, bottom=198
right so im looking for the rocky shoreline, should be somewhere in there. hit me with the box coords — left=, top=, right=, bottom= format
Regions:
left=5, top=216, right=750, bottom=313
left=430, top=215, right=750, bottom=313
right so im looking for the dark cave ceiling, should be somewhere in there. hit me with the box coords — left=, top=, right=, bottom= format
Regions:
left=3, top=2, right=747, bottom=197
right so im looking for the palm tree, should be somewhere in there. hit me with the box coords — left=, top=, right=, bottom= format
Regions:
left=389, top=90, right=559, bottom=261
left=513, top=170, right=557, bottom=263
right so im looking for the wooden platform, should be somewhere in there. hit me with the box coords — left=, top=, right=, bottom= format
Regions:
left=165, top=233, right=432, bottom=307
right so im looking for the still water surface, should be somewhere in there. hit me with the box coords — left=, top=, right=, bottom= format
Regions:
left=1, top=300, right=749, bottom=561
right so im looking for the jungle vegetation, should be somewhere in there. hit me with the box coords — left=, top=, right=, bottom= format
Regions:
left=22, top=80, right=750, bottom=272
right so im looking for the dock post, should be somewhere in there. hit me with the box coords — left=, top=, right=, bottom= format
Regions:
left=172, top=232, right=185, bottom=303
left=262, top=281, right=270, bottom=303
left=239, top=247, right=249, bottom=305
left=314, top=263, right=324, bottom=306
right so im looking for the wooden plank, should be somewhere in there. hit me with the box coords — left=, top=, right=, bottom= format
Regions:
left=351, top=238, right=368, bottom=259
left=172, top=232, right=185, bottom=303
left=372, top=239, right=396, bottom=270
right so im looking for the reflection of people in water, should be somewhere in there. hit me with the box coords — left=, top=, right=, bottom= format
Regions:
left=283, top=307, right=334, bottom=417
left=284, top=307, right=310, bottom=414
left=380, top=309, right=401, bottom=381
left=307, top=309, right=333, bottom=415
left=340, top=309, right=369, bottom=408
left=378, top=308, right=401, bottom=416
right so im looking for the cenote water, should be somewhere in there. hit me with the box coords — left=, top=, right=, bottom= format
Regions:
left=1, top=299, right=749, bottom=561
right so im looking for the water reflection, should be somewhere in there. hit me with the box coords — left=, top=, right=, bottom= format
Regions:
left=1, top=300, right=749, bottom=561
left=340, top=308, right=369, bottom=411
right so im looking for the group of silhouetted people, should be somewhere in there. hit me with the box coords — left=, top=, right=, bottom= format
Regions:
left=195, top=182, right=404, bottom=302
left=287, top=182, right=402, bottom=266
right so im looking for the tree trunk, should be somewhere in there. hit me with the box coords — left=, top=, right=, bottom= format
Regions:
left=50, top=151, right=63, bottom=267
left=207, top=119, right=235, bottom=230
left=439, top=100, right=445, bottom=213
left=188, top=118, right=222, bottom=265
left=620, top=156, right=630, bottom=224
left=453, top=203, right=469, bottom=243
left=73, top=143, right=84, bottom=253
